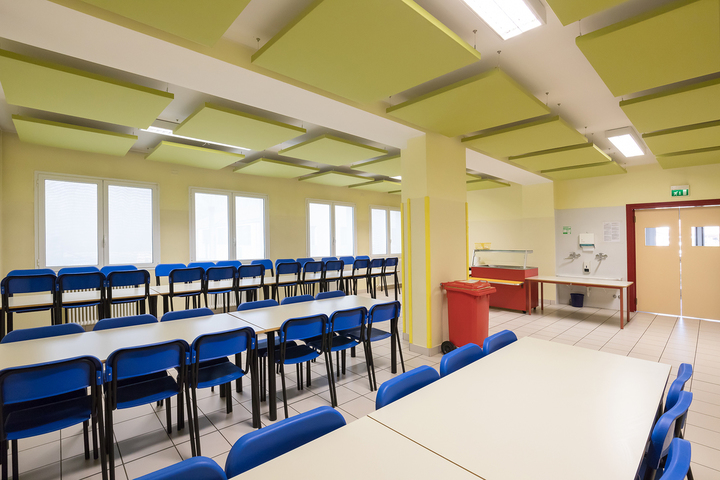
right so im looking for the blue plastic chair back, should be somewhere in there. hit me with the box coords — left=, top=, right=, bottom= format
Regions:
left=7, top=269, right=56, bottom=277
left=376, top=365, right=440, bottom=409
left=321, top=257, right=338, bottom=264
left=356, top=256, right=370, bottom=260
left=188, top=262, right=215, bottom=271
left=369, top=258, right=384, bottom=269
left=665, top=363, right=693, bottom=412
left=108, top=269, right=150, bottom=288
left=483, top=330, right=517, bottom=355
left=280, top=314, right=327, bottom=343
left=57, top=267, right=99, bottom=275
left=1, top=323, right=84, bottom=344
left=368, top=301, right=400, bottom=326
left=316, top=290, right=345, bottom=300
left=303, top=261, right=323, bottom=274
left=656, top=438, right=692, bottom=480
left=324, top=260, right=344, bottom=273
left=251, top=260, right=274, bottom=276
left=154, top=263, right=186, bottom=278
left=106, top=340, right=189, bottom=381
left=135, top=456, right=227, bottom=480
left=440, top=343, right=484, bottom=377
left=647, top=391, right=693, bottom=469
left=274, top=259, right=295, bottom=268
left=384, top=257, right=399, bottom=267
left=2, top=274, right=56, bottom=296
left=170, top=267, right=204, bottom=283
left=224, top=406, right=345, bottom=477
left=0, top=355, right=102, bottom=405
left=206, top=266, right=236, bottom=281
left=352, top=258, right=369, bottom=272
left=330, top=307, right=366, bottom=332
left=237, top=299, right=278, bottom=311
left=296, top=258, right=314, bottom=267
left=216, top=260, right=242, bottom=268
left=276, top=262, right=301, bottom=275
left=162, top=308, right=213, bottom=322
left=100, top=265, right=137, bottom=276
left=193, top=327, right=255, bottom=363
left=58, top=271, right=104, bottom=292
left=281, top=295, right=314, bottom=305
left=93, top=314, right=157, bottom=331
left=238, top=264, right=264, bottom=279
left=339, top=256, right=355, bottom=266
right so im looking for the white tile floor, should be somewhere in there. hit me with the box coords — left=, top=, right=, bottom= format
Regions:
left=10, top=301, right=720, bottom=479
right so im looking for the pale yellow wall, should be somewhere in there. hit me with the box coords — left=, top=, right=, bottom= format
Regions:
left=0, top=132, right=400, bottom=273
left=554, top=162, right=720, bottom=210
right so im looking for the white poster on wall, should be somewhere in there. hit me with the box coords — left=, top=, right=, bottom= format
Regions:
left=604, top=222, right=621, bottom=242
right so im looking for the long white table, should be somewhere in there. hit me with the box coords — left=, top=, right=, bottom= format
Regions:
left=369, top=337, right=670, bottom=480
left=526, top=275, right=634, bottom=328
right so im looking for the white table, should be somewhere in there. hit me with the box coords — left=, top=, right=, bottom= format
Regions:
left=526, top=275, right=634, bottom=328
left=230, top=416, right=480, bottom=479
left=231, top=295, right=398, bottom=420
left=369, top=337, right=670, bottom=480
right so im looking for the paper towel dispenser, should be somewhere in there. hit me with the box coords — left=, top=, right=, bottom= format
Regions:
left=579, top=233, right=595, bottom=252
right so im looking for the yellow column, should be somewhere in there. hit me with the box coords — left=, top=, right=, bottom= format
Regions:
left=401, top=133, right=467, bottom=354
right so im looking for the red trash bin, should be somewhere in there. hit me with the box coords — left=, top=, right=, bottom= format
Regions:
left=441, top=279, right=496, bottom=352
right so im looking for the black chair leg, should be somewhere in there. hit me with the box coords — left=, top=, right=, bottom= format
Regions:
left=83, top=420, right=90, bottom=459
left=280, top=363, right=289, bottom=419
left=91, top=414, right=99, bottom=459
left=11, top=441, right=18, bottom=480
left=165, top=396, right=172, bottom=434
left=225, top=382, right=233, bottom=413
left=363, top=341, right=375, bottom=391
left=306, top=361, right=311, bottom=387
left=324, top=351, right=337, bottom=407
left=236, top=353, right=243, bottom=393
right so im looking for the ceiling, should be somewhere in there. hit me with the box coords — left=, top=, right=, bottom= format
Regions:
left=0, top=0, right=717, bottom=187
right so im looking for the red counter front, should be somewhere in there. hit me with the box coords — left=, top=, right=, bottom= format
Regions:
left=441, top=280, right=496, bottom=348
left=470, top=266, right=539, bottom=313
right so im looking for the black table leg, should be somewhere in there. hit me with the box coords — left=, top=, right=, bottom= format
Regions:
left=149, top=296, right=158, bottom=318
left=266, top=331, right=277, bottom=421
left=249, top=348, right=261, bottom=428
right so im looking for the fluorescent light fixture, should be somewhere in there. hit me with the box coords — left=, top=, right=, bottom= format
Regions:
left=141, top=125, right=251, bottom=151
left=392, top=176, right=402, bottom=181
left=606, top=127, right=644, bottom=158
left=463, top=0, right=545, bottom=40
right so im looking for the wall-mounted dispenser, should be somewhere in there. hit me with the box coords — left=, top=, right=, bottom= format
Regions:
left=579, top=233, right=595, bottom=252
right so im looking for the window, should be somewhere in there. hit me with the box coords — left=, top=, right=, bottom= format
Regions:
left=307, top=200, right=355, bottom=257
left=691, top=226, right=720, bottom=247
left=190, top=188, right=267, bottom=262
left=645, top=227, right=670, bottom=247
left=370, top=206, right=402, bottom=255
left=36, top=173, right=159, bottom=268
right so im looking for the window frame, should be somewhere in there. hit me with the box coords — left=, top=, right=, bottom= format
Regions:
left=306, top=199, right=357, bottom=258
left=35, top=172, right=161, bottom=269
left=189, top=187, right=269, bottom=262
left=370, top=205, right=402, bottom=256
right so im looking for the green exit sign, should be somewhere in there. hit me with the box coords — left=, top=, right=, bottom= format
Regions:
left=671, top=185, right=689, bottom=197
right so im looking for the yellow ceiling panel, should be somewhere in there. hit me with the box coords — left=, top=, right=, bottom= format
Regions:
left=251, top=0, right=481, bottom=103
left=0, top=50, right=173, bottom=128
left=356, top=155, right=401, bottom=177
left=509, top=143, right=612, bottom=171
left=541, top=162, right=627, bottom=181
left=387, top=69, right=549, bottom=137
left=233, top=158, right=319, bottom=178
left=620, top=78, right=720, bottom=133
left=278, top=135, right=387, bottom=166
left=12, top=115, right=137, bottom=156
left=545, top=0, right=632, bottom=26
left=467, top=179, right=511, bottom=191
left=575, top=0, right=720, bottom=97
left=174, top=103, right=306, bottom=152
left=656, top=146, right=720, bottom=169
left=349, top=180, right=402, bottom=192
left=643, top=120, right=720, bottom=155
left=298, top=172, right=369, bottom=187
left=388, top=190, right=401, bottom=195
left=462, top=116, right=587, bottom=158
left=146, top=141, right=243, bottom=170
left=466, top=173, right=483, bottom=181
left=77, top=0, right=250, bottom=46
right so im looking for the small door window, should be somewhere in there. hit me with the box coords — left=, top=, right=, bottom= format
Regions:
left=645, top=227, right=670, bottom=246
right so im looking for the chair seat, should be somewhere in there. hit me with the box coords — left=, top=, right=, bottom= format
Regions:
left=275, top=345, right=321, bottom=365
left=116, top=374, right=180, bottom=409
left=257, top=340, right=298, bottom=356
left=306, top=333, right=358, bottom=352
left=345, top=327, right=391, bottom=342
left=4, top=395, right=92, bottom=440
left=196, top=358, right=245, bottom=389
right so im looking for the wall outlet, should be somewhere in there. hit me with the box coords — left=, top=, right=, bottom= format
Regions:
left=583, top=261, right=590, bottom=273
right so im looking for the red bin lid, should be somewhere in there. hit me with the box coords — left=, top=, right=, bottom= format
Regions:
left=441, top=279, right=495, bottom=296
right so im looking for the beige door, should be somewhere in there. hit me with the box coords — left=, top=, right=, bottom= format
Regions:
left=635, top=209, right=681, bottom=315
left=681, top=206, right=720, bottom=320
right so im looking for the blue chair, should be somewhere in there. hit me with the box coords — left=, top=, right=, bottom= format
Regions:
left=154, top=263, right=186, bottom=286
left=161, top=307, right=213, bottom=322
left=135, top=456, right=226, bottom=480
left=322, top=260, right=345, bottom=293
left=347, top=301, right=405, bottom=390
left=339, top=256, right=355, bottom=266
left=237, top=264, right=265, bottom=305
left=356, top=256, right=370, bottom=260
left=296, top=257, right=314, bottom=267
left=666, top=363, right=693, bottom=413
left=58, top=266, right=100, bottom=275
left=106, top=269, right=150, bottom=318
left=237, top=299, right=278, bottom=311
left=348, top=258, right=370, bottom=295
left=321, top=257, right=338, bottom=264
left=1, top=271, right=56, bottom=338
left=367, top=258, right=384, bottom=298
left=105, top=339, right=194, bottom=478
left=168, top=267, right=205, bottom=311
left=656, top=438, right=692, bottom=480
left=375, top=365, right=439, bottom=409
left=224, top=406, right=345, bottom=478
left=251, top=260, right=274, bottom=300
left=483, top=330, right=517, bottom=355
left=382, top=257, right=400, bottom=300
left=216, top=260, right=242, bottom=268
left=0, top=353, right=107, bottom=480
left=273, top=262, right=301, bottom=302
left=281, top=294, right=314, bottom=305
left=277, top=314, right=333, bottom=418
left=275, top=258, right=295, bottom=268
left=301, top=261, right=323, bottom=296
left=440, top=343, right=484, bottom=377
left=188, top=262, right=215, bottom=271
left=57, top=271, right=106, bottom=323
left=638, top=391, right=693, bottom=480
left=316, top=290, right=345, bottom=300
left=100, top=265, right=137, bottom=277
left=204, top=266, right=237, bottom=313
left=237, top=299, right=279, bottom=401
left=94, top=313, right=157, bottom=331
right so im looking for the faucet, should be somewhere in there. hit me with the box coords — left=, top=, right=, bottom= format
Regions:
left=595, top=253, right=608, bottom=261
left=568, top=252, right=581, bottom=260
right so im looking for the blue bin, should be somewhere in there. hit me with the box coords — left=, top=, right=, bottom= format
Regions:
left=570, top=293, right=584, bottom=308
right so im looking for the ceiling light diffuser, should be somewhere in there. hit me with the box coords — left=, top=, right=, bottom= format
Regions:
left=462, top=0, right=545, bottom=40
left=606, top=127, right=645, bottom=158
